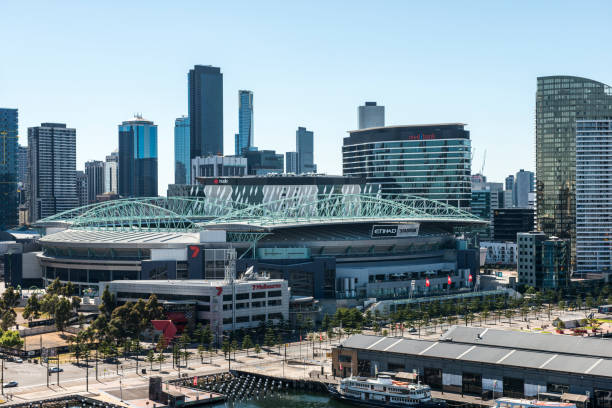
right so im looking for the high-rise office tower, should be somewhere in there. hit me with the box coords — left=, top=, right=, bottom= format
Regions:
left=17, top=145, right=28, bottom=185
left=118, top=116, right=158, bottom=197
left=17, top=145, right=28, bottom=205
left=27, top=123, right=78, bottom=222
left=174, top=116, right=190, bottom=184
left=576, top=120, right=612, bottom=273
left=85, top=160, right=105, bottom=203
left=536, top=76, right=612, bottom=264
left=236, top=90, right=254, bottom=155
left=296, top=127, right=316, bottom=174
left=358, top=102, right=385, bottom=129
left=285, top=151, right=298, bottom=173
left=104, top=150, right=118, bottom=193
left=514, top=169, right=534, bottom=208
left=188, top=65, right=223, bottom=159
left=0, top=108, right=19, bottom=229
left=76, top=170, right=88, bottom=207
left=505, top=175, right=514, bottom=191
left=344, top=124, right=472, bottom=208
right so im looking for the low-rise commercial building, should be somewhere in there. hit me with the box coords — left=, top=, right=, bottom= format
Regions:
left=518, top=232, right=569, bottom=289
left=480, top=241, right=517, bottom=266
left=332, top=326, right=612, bottom=406
left=105, top=274, right=289, bottom=340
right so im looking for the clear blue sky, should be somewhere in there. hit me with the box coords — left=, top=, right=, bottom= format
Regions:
left=2, top=1, right=612, bottom=194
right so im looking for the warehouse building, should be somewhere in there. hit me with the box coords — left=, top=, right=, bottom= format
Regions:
left=332, top=326, right=612, bottom=408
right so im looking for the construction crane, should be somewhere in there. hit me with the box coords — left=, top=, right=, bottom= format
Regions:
left=479, top=149, right=487, bottom=175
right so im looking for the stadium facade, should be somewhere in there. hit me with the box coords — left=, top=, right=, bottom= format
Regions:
left=24, top=194, right=486, bottom=318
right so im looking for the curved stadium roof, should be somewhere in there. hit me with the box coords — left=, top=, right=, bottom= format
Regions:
left=33, top=194, right=486, bottom=232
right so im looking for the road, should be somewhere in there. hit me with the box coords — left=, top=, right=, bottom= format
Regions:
left=0, top=338, right=341, bottom=395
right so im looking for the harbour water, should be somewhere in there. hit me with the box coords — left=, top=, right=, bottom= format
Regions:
left=211, top=390, right=353, bottom=407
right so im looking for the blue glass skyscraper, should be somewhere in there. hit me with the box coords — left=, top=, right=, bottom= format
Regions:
left=0, top=108, right=18, bottom=228
left=235, top=90, right=253, bottom=155
left=188, top=65, right=223, bottom=158
left=118, top=116, right=158, bottom=197
left=174, top=116, right=190, bottom=184
left=296, top=126, right=316, bottom=174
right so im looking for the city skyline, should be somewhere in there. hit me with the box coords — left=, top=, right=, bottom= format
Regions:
left=3, top=1, right=612, bottom=194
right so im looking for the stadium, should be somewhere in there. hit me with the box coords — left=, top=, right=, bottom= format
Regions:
left=22, top=194, right=486, bottom=315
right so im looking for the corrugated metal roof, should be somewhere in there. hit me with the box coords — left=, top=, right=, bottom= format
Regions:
left=440, top=326, right=612, bottom=359
left=339, top=334, right=612, bottom=379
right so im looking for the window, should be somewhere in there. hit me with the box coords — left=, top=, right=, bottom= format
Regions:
left=236, top=316, right=249, bottom=323
left=252, top=291, right=266, bottom=299
left=236, top=293, right=249, bottom=300
left=223, top=294, right=233, bottom=302
left=252, top=314, right=266, bottom=322
left=268, top=290, right=282, bottom=298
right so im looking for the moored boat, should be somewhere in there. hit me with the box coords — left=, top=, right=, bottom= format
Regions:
left=328, top=375, right=446, bottom=407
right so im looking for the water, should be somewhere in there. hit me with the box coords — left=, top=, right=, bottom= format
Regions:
left=211, top=390, right=354, bottom=408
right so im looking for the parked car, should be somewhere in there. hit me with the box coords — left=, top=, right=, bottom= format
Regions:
left=48, top=367, right=63, bottom=373
left=3, top=381, right=18, bottom=388
left=13, top=358, right=23, bottom=363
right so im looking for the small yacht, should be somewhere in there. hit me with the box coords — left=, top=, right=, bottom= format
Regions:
left=328, top=375, right=446, bottom=407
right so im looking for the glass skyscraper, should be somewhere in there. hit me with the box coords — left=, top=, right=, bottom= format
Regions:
left=174, top=116, right=190, bottom=184
left=0, top=108, right=18, bottom=229
left=28, top=123, right=78, bottom=221
left=188, top=65, right=223, bottom=159
left=235, top=90, right=253, bottom=155
left=296, top=127, right=315, bottom=174
left=343, top=124, right=472, bottom=208
left=576, top=120, right=612, bottom=273
left=536, top=76, right=612, bottom=264
left=118, top=116, right=158, bottom=197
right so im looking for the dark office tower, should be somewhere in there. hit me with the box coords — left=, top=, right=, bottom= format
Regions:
left=505, top=175, right=514, bottom=191
left=174, top=116, right=190, bottom=184
left=285, top=151, right=298, bottom=173
left=17, top=145, right=28, bottom=205
left=0, top=108, right=19, bottom=229
left=296, top=127, right=316, bottom=174
left=118, top=116, right=158, bottom=197
left=536, top=76, right=612, bottom=264
left=85, top=160, right=105, bottom=203
left=27, top=123, right=78, bottom=222
left=343, top=124, right=472, bottom=209
left=17, top=145, right=28, bottom=185
left=236, top=90, right=254, bottom=155
left=188, top=65, right=223, bottom=159
left=76, top=170, right=88, bottom=207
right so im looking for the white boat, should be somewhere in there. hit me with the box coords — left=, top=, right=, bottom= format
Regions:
left=328, top=375, right=446, bottom=407
left=495, top=398, right=578, bottom=408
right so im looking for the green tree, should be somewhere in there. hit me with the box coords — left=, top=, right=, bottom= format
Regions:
left=71, top=296, right=81, bottom=314
left=145, top=294, right=165, bottom=321
left=264, top=328, right=276, bottom=349
left=322, top=314, right=331, bottom=331
left=242, top=334, right=254, bottom=356
left=505, top=309, right=515, bottom=326
left=231, top=339, right=238, bottom=360
left=222, top=339, right=231, bottom=359
left=197, top=345, right=205, bottom=363
left=54, top=297, right=72, bottom=332
left=0, top=330, right=24, bottom=349
left=254, top=343, right=261, bottom=356
left=147, top=349, right=155, bottom=370
left=23, top=293, right=42, bottom=325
